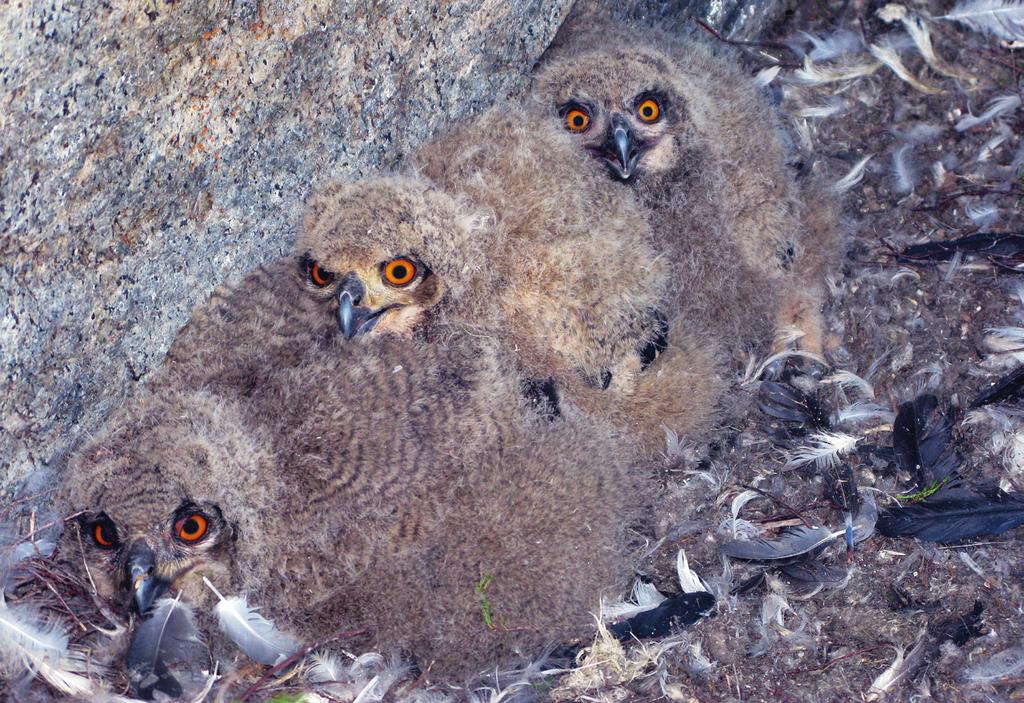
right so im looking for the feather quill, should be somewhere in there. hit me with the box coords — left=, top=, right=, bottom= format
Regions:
left=0, top=600, right=97, bottom=696
left=877, top=490, right=1024, bottom=541
left=956, top=93, right=1022, bottom=131
left=722, top=525, right=840, bottom=561
left=940, top=0, right=1024, bottom=43
left=126, top=594, right=205, bottom=699
left=202, top=577, right=299, bottom=666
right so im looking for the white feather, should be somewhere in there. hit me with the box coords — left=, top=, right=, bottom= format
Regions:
left=966, top=201, right=1000, bottom=227
left=797, top=97, right=846, bottom=118
left=866, top=633, right=928, bottom=701
left=800, top=29, right=863, bottom=61
left=202, top=577, right=299, bottom=666
left=833, top=154, right=873, bottom=192
left=676, top=550, right=708, bottom=594
left=930, top=160, right=947, bottom=188
left=731, top=489, right=761, bottom=538
left=868, top=40, right=945, bottom=94
left=0, top=600, right=97, bottom=696
left=964, top=642, right=1024, bottom=682
left=822, top=370, right=875, bottom=399
left=754, top=65, right=781, bottom=88
left=601, top=580, right=666, bottom=621
left=956, top=93, right=1022, bottom=131
left=784, top=431, right=859, bottom=469
left=897, top=12, right=978, bottom=83
left=835, top=402, right=895, bottom=426
left=891, top=143, right=916, bottom=194
left=896, top=122, right=946, bottom=144
left=976, top=120, right=1014, bottom=161
left=791, top=56, right=881, bottom=86
left=940, top=0, right=1024, bottom=43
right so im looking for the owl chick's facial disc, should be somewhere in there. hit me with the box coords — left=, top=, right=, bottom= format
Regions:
left=534, top=52, right=685, bottom=182
left=300, top=251, right=440, bottom=340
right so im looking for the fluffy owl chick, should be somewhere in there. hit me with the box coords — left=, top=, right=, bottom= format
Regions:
left=527, top=24, right=841, bottom=356
left=60, top=334, right=651, bottom=681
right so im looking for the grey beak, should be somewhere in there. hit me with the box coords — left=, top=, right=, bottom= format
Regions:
left=602, top=114, right=643, bottom=181
left=126, top=540, right=166, bottom=614
left=336, top=274, right=386, bottom=341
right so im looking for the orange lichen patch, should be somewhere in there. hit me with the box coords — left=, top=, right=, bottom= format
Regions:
left=202, top=27, right=222, bottom=42
left=250, top=21, right=274, bottom=40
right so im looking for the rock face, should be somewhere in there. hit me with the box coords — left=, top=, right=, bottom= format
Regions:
left=0, top=0, right=781, bottom=492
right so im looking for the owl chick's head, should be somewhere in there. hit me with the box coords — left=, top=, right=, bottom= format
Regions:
left=296, top=176, right=493, bottom=341
left=60, top=391, right=271, bottom=615
left=528, top=42, right=696, bottom=184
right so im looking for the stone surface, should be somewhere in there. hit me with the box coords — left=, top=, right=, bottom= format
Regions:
left=0, top=0, right=783, bottom=493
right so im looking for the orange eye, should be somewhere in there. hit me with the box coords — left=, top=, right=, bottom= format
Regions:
left=175, top=514, right=208, bottom=543
left=309, top=261, right=335, bottom=288
left=92, top=521, right=118, bottom=549
left=383, top=258, right=417, bottom=287
left=565, top=108, right=591, bottom=133
left=637, top=98, right=660, bottom=123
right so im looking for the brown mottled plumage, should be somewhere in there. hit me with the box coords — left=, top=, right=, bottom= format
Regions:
left=527, top=23, right=842, bottom=357
left=296, top=107, right=724, bottom=453
left=60, top=334, right=651, bottom=681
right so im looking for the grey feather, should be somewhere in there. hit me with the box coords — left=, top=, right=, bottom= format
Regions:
left=721, top=525, right=840, bottom=561
left=203, top=577, right=300, bottom=666
left=126, top=595, right=206, bottom=699
left=940, top=0, right=1024, bottom=43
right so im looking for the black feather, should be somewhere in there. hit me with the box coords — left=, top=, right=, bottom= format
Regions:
left=608, top=591, right=715, bottom=640
left=758, top=381, right=832, bottom=430
left=897, top=231, right=1024, bottom=264
left=823, top=462, right=861, bottom=514
left=779, top=559, right=849, bottom=585
left=936, top=601, right=985, bottom=647
left=892, top=395, right=962, bottom=490
left=520, top=378, right=560, bottom=420
left=971, top=365, right=1024, bottom=408
left=877, top=490, right=1024, bottom=542
left=637, top=308, right=669, bottom=370
left=126, top=598, right=206, bottom=700
left=721, top=525, right=837, bottom=561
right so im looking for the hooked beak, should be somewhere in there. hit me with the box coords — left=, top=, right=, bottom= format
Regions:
left=601, top=114, right=644, bottom=182
left=336, top=274, right=392, bottom=341
left=126, top=540, right=167, bottom=615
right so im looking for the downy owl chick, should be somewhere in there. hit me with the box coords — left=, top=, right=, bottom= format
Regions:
left=60, top=333, right=651, bottom=682
left=300, top=110, right=724, bottom=452
left=527, top=23, right=841, bottom=356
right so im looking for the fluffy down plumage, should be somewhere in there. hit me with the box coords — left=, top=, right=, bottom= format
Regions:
left=59, top=333, right=652, bottom=680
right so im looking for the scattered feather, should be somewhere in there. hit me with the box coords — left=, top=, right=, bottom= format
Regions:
left=835, top=401, right=895, bottom=426
left=602, top=581, right=667, bottom=621
left=854, top=493, right=879, bottom=543
left=965, top=201, right=1000, bottom=228
left=784, top=431, right=859, bottom=469
left=938, top=601, right=985, bottom=646
left=202, top=576, right=300, bottom=666
left=0, top=600, right=97, bottom=696
left=731, top=490, right=762, bottom=538
left=865, top=632, right=928, bottom=701
left=606, top=592, right=715, bottom=641
left=940, top=0, right=1024, bottom=44
left=897, top=12, right=978, bottom=83
left=972, top=364, right=1024, bottom=407
left=832, top=155, right=873, bottom=192
left=822, top=370, right=875, bottom=399
left=126, top=594, right=206, bottom=699
left=956, top=93, right=1022, bottom=131
left=792, top=117, right=814, bottom=152
left=943, top=249, right=965, bottom=282
left=791, top=56, right=881, bottom=86
left=676, top=550, right=708, bottom=595
left=800, top=29, right=864, bottom=61
left=975, top=121, right=1013, bottom=162
left=878, top=490, right=1024, bottom=541
left=963, top=641, right=1024, bottom=683
left=897, top=231, right=1024, bottom=264
left=754, top=65, right=781, bottom=88
left=721, top=525, right=840, bottom=561
left=867, top=40, right=945, bottom=94
left=931, top=160, right=947, bottom=188
left=959, top=550, right=985, bottom=575
left=797, top=97, right=846, bottom=119
left=892, top=394, right=962, bottom=489
left=897, top=122, right=946, bottom=144
left=758, top=381, right=831, bottom=429
left=891, top=143, right=916, bottom=194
